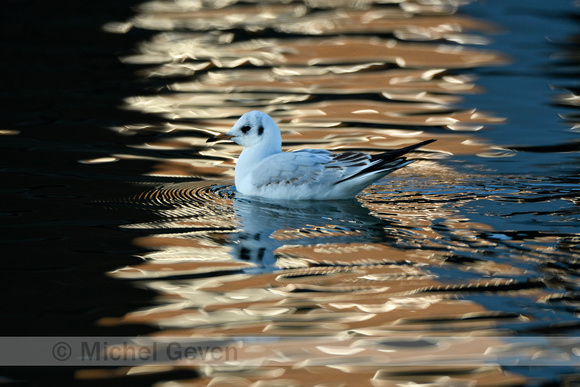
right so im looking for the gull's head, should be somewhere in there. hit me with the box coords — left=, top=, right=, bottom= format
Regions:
left=209, top=111, right=282, bottom=149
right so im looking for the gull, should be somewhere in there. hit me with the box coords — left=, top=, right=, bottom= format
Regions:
left=207, top=111, right=435, bottom=200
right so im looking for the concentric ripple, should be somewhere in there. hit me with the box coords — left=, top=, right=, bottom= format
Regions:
left=131, top=182, right=235, bottom=208
left=117, top=181, right=236, bottom=232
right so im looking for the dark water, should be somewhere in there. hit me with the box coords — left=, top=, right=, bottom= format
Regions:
left=1, top=0, right=579, bottom=385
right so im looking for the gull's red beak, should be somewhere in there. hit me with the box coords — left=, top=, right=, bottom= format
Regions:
left=206, top=133, right=234, bottom=143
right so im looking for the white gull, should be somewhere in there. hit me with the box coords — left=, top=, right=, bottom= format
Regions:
left=207, top=111, right=435, bottom=200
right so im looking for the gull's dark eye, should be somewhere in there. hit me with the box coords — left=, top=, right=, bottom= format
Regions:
left=241, top=125, right=251, bottom=133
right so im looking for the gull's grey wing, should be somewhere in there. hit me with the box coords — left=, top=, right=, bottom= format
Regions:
left=250, top=149, right=372, bottom=188
left=250, top=139, right=436, bottom=190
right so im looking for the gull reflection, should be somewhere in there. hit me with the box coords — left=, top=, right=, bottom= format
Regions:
left=230, top=195, right=394, bottom=273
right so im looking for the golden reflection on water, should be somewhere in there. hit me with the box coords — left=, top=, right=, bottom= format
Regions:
left=110, top=3, right=510, bottom=181
left=100, top=169, right=558, bottom=385
left=88, top=0, right=580, bottom=385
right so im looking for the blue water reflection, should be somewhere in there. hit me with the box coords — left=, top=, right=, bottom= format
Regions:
left=460, top=0, right=580, bottom=174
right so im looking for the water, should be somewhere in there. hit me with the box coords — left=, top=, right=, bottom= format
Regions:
left=1, top=0, right=579, bottom=385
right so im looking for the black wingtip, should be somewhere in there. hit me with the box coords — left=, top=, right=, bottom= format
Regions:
left=421, top=138, right=437, bottom=147
left=370, top=139, right=436, bottom=162
left=397, top=138, right=437, bottom=152
left=334, top=139, right=437, bottom=185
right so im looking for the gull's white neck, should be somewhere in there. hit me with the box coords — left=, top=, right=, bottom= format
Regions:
left=235, top=141, right=281, bottom=190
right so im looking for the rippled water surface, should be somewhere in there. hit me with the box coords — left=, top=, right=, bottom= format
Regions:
left=2, top=0, right=580, bottom=385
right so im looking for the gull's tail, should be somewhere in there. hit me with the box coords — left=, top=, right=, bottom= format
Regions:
left=335, top=139, right=436, bottom=185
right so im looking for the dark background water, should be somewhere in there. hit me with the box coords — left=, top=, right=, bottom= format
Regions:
left=1, top=0, right=158, bottom=335
left=1, top=0, right=579, bottom=385
left=0, top=0, right=183, bottom=383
